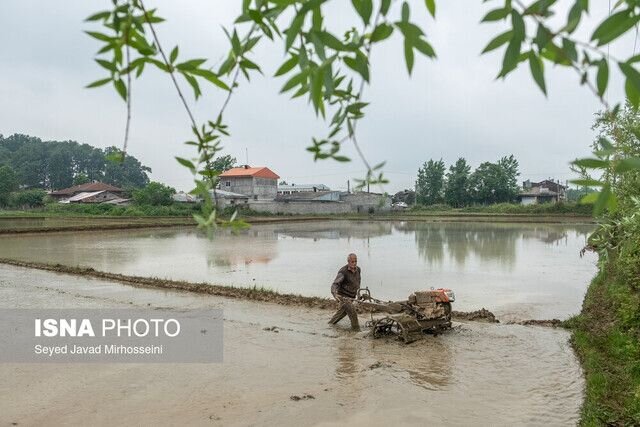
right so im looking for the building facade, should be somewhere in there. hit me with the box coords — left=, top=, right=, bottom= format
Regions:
left=219, top=166, right=279, bottom=200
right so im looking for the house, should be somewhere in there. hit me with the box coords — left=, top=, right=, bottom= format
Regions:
left=518, top=179, right=567, bottom=205
left=209, top=189, right=250, bottom=208
left=49, top=182, right=125, bottom=201
left=172, top=191, right=199, bottom=203
left=218, top=165, right=279, bottom=200
left=60, top=190, right=121, bottom=204
left=276, top=191, right=340, bottom=202
left=277, top=183, right=330, bottom=195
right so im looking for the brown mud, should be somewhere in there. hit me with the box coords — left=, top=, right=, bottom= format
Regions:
left=0, top=258, right=563, bottom=327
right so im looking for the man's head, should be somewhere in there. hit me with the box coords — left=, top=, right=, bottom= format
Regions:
left=347, top=253, right=357, bottom=271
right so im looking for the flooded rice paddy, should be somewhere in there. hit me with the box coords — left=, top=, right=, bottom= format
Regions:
left=0, top=265, right=585, bottom=426
left=0, top=220, right=596, bottom=321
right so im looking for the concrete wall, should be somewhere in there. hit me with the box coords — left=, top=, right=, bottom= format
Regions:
left=252, top=177, right=277, bottom=200
left=248, top=201, right=352, bottom=215
left=246, top=192, right=391, bottom=214
left=340, top=192, right=392, bottom=213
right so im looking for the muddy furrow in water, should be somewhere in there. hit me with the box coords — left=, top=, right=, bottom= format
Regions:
left=0, top=258, right=564, bottom=326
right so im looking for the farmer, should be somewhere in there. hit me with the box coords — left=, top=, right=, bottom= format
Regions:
left=328, top=253, right=361, bottom=331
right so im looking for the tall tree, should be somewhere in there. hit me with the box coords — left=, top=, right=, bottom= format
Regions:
left=0, top=165, right=18, bottom=206
left=102, top=147, right=151, bottom=188
left=468, top=155, right=520, bottom=205
left=497, top=155, right=520, bottom=202
left=48, top=146, right=74, bottom=189
left=132, top=182, right=175, bottom=206
left=415, top=159, right=446, bottom=205
left=210, top=155, right=237, bottom=173
left=444, top=158, right=471, bottom=207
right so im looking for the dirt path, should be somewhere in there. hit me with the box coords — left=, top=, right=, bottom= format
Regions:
left=0, top=265, right=583, bottom=426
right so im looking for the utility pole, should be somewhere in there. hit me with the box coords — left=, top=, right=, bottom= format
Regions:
left=347, top=180, right=350, bottom=193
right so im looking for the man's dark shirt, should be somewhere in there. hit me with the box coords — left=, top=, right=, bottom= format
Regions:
left=331, top=265, right=361, bottom=299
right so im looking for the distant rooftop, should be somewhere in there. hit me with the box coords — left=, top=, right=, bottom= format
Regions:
left=219, top=166, right=279, bottom=179
left=50, top=182, right=124, bottom=196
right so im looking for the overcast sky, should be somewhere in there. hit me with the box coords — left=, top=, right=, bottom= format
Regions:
left=0, top=1, right=635, bottom=193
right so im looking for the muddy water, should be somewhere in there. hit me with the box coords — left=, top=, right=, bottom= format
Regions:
left=0, top=220, right=596, bottom=320
left=0, top=266, right=583, bottom=426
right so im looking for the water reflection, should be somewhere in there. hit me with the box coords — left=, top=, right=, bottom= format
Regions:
left=394, top=222, right=592, bottom=267
left=275, top=221, right=393, bottom=240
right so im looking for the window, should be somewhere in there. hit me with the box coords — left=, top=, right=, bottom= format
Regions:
left=225, top=181, right=231, bottom=187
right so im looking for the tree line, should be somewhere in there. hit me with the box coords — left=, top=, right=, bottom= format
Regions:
left=0, top=133, right=151, bottom=191
left=415, top=155, right=520, bottom=207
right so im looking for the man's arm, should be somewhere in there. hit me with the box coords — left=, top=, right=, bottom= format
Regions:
left=331, top=272, right=344, bottom=297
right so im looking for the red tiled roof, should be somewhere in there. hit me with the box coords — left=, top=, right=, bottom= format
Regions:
left=219, top=166, right=279, bottom=179
left=50, top=182, right=124, bottom=196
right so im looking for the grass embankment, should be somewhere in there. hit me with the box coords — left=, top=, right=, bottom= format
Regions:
left=566, top=266, right=640, bottom=425
left=407, top=201, right=593, bottom=216
left=0, top=202, right=201, bottom=217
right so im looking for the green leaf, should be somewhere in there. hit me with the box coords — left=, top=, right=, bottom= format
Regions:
left=481, top=8, right=510, bottom=22
left=620, top=62, right=640, bottom=95
left=85, top=11, right=111, bottom=22
left=333, top=155, right=351, bottom=162
left=528, top=52, right=546, bottom=95
left=381, top=0, right=392, bottom=15
left=498, top=37, right=522, bottom=77
left=593, top=184, right=612, bottom=216
left=414, top=38, right=436, bottom=58
left=511, top=11, right=525, bottom=40
left=579, top=192, right=599, bottom=204
left=614, top=157, right=640, bottom=173
left=95, top=59, right=117, bottom=72
left=85, top=31, right=113, bottom=42
left=317, top=31, right=346, bottom=51
left=175, top=59, right=207, bottom=71
left=285, top=13, right=305, bottom=51
left=370, top=23, right=394, bottom=42
left=482, top=30, right=513, bottom=54
left=401, top=2, right=410, bottom=22
left=190, top=69, right=231, bottom=91
left=425, top=0, right=436, bottom=18
left=534, top=24, right=551, bottom=49
left=596, top=59, right=608, bottom=97
left=352, top=0, right=373, bottom=25
left=572, top=158, right=609, bottom=169
left=86, top=78, right=112, bottom=88
left=280, top=70, right=308, bottom=93
left=311, top=67, right=325, bottom=114
left=274, top=55, right=299, bottom=76
left=625, top=77, right=640, bottom=109
left=404, top=38, right=414, bottom=74
left=561, top=38, right=577, bottom=62
left=182, top=73, right=202, bottom=99
left=113, top=79, right=127, bottom=101
left=591, top=10, right=640, bottom=46
left=175, top=157, right=196, bottom=171
left=240, top=58, right=262, bottom=73
left=170, top=46, right=179, bottom=64
left=343, top=53, right=369, bottom=82
left=565, top=2, right=583, bottom=34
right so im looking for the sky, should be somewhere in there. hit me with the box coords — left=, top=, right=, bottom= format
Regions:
left=0, top=1, right=636, bottom=193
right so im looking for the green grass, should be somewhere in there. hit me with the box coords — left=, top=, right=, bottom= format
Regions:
left=0, top=202, right=202, bottom=217
left=409, top=201, right=593, bottom=215
left=568, top=268, right=640, bottom=426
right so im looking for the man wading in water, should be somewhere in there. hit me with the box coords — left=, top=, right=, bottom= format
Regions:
left=328, top=253, right=361, bottom=331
